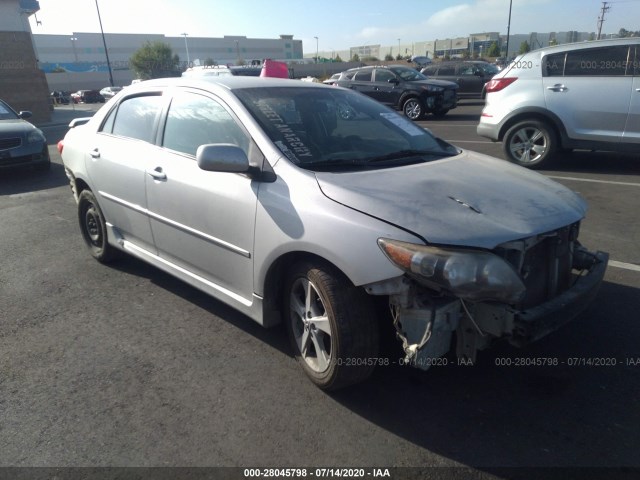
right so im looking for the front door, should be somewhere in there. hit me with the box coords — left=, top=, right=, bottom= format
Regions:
left=145, top=90, right=258, bottom=307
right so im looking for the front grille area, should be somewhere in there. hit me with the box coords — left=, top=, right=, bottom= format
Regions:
left=0, top=137, right=22, bottom=150
left=0, top=152, right=44, bottom=167
left=495, top=223, right=580, bottom=309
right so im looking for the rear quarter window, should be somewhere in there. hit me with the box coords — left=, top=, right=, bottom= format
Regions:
left=110, top=95, right=164, bottom=143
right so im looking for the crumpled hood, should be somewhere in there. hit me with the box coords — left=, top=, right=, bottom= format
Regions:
left=315, top=151, right=586, bottom=249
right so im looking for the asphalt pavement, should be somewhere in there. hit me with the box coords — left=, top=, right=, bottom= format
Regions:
left=1, top=100, right=638, bottom=478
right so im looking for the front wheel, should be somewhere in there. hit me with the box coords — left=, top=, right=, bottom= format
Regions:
left=402, top=97, right=424, bottom=120
left=284, top=261, right=379, bottom=390
left=78, top=190, right=117, bottom=263
left=503, top=120, right=557, bottom=169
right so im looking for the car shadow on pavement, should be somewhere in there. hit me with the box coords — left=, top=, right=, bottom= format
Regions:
left=98, top=253, right=639, bottom=474
left=329, top=279, right=640, bottom=474
left=0, top=162, right=68, bottom=196
left=106, top=255, right=292, bottom=354
left=543, top=151, right=640, bottom=176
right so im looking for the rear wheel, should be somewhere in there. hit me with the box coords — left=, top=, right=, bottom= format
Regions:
left=402, top=97, right=424, bottom=120
left=78, top=190, right=117, bottom=263
left=284, top=261, right=379, bottom=390
left=503, top=120, right=557, bottom=169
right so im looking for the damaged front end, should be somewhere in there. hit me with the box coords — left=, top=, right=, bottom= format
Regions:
left=366, top=223, right=608, bottom=369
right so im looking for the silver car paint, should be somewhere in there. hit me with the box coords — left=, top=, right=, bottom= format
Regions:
left=62, top=77, right=590, bottom=329
left=315, top=151, right=586, bottom=249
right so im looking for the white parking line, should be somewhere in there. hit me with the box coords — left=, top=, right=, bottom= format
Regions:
left=547, top=176, right=640, bottom=188
left=609, top=260, right=640, bottom=273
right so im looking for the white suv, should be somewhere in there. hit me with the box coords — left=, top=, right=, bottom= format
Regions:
left=477, top=38, right=640, bottom=169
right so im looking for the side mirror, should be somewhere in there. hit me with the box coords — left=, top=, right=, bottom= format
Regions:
left=18, top=111, right=33, bottom=119
left=196, top=144, right=250, bottom=173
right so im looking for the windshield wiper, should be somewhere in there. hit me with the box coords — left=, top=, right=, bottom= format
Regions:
left=367, top=149, right=457, bottom=163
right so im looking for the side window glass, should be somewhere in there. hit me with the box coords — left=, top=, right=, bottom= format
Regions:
left=543, top=53, right=566, bottom=76
left=422, top=66, right=436, bottom=75
left=111, top=95, right=163, bottom=142
left=456, top=65, right=475, bottom=75
left=633, top=46, right=640, bottom=76
left=374, top=70, right=395, bottom=83
left=100, top=106, right=117, bottom=134
left=163, top=92, right=249, bottom=157
left=354, top=70, right=372, bottom=81
left=564, top=46, right=630, bottom=76
left=438, top=65, right=456, bottom=75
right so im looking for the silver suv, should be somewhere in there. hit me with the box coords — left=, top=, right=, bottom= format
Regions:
left=477, top=38, right=640, bottom=168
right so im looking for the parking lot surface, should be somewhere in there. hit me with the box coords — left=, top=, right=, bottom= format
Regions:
left=1, top=100, right=638, bottom=475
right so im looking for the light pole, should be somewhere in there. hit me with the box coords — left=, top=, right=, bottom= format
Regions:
left=235, top=40, right=240, bottom=63
left=314, top=36, right=318, bottom=63
left=70, top=37, right=78, bottom=63
left=398, top=38, right=401, bottom=59
left=94, top=0, right=114, bottom=86
left=181, top=33, right=190, bottom=66
left=505, top=0, right=513, bottom=58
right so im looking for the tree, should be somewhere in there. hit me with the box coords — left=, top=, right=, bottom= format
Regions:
left=395, top=54, right=403, bottom=61
left=334, top=54, right=343, bottom=62
left=548, top=38, right=558, bottom=46
left=519, top=41, right=531, bottom=54
left=462, top=49, right=471, bottom=59
left=618, top=28, right=640, bottom=37
left=204, top=57, right=216, bottom=66
left=130, top=41, right=180, bottom=79
left=487, top=42, right=500, bottom=57
left=350, top=53, right=360, bottom=62
left=384, top=53, right=394, bottom=61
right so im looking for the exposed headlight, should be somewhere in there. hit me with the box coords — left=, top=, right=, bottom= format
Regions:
left=378, top=238, right=526, bottom=304
left=27, top=129, right=46, bottom=144
left=422, top=85, right=444, bottom=93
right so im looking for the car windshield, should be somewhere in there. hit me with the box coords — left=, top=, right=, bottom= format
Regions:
left=0, top=100, right=19, bottom=120
left=235, top=87, right=459, bottom=171
left=389, top=67, right=428, bottom=81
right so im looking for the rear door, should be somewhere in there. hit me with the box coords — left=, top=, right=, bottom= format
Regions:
left=87, top=93, right=165, bottom=253
left=145, top=89, right=258, bottom=306
left=543, top=45, right=633, bottom=143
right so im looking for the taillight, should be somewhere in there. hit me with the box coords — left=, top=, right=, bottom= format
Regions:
left=486, top=77, right=517, bottom=93
left=57, top=140, right=64, bottom=154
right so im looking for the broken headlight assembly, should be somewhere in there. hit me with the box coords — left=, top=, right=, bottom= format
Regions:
left=378, top=238, right=526, bottom=304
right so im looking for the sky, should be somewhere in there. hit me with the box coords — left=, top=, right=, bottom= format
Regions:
left=28, top=0, right=640, bottom=53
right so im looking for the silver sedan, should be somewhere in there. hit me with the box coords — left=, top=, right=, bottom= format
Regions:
left=60, top=77, right=607, bottom=390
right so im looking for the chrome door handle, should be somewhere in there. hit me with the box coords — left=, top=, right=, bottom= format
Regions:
left=636, top=88, right=640, bottom=92
left=147, top=167, right=167, bottom=180
left=89, top=148, right=100, bottom=158
left=547, top=84, right=568, bottom=92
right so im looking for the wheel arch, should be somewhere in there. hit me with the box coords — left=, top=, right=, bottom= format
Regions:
left=261, top=250, right=368, bottom=328
left=497, top=108, right=568, bottom=146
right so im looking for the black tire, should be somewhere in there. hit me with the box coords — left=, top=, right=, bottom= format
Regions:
left=78, top=190, right=117, bottom=263
left=432, top=108, right=449, bottom=118
left=402, top=97, right=424, bottom=120
left=503, top=120, right=557, bottom=169
left=284, top=261, right=379, bottom=391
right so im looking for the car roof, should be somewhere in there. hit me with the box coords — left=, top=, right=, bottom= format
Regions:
left=128, top=76, right=329, bottom=93
left=528, top=37, right=638, bottom=54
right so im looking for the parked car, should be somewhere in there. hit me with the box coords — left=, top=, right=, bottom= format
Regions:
left=50, top=90, right=70, bottom=105
left=477, top=38, right=640, bottom=168
left=335, top=65, right=458, bottom=119
left=421, top=61, right=499, bottom=99
left=322, top=73, right=342, bottom=85
left=60, top=77, right=607, bottom=390
left=99, top=86, right=123, bottom=99
left=71, top=90, right=105, bottom=104
left=0, top=98, right=50, bottom=171
left=182, top=65, right=262, bottom=78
